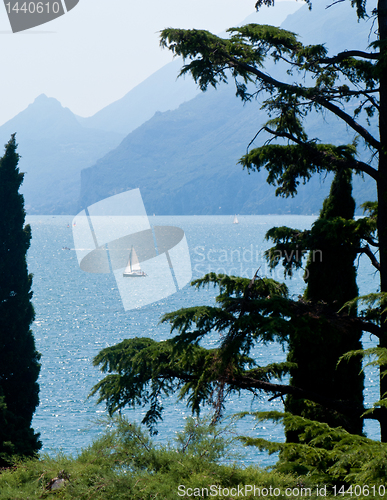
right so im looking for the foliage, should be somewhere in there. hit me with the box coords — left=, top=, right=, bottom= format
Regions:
left=91, top=1, right=387, bottom=482
left=264, top=170, right=365, bottom=436
left=340, top=346, right=387, bottom=418
left=2, top=415, right=387, bottom=499
left=160, top=22, right=379, bottom=183
left=156, top=0, right=387, bottom=440
left=0, top=134, right=41, bottom=465
left=90, top=275, right=296, bottom=433
left=158, top=1, right=382, bottom=293
left=342, top=292, right=387, bottom=324
left=0, top=417, right=305, bottom=500
left=240, top=410, right=387, bottom=487
left=91, top=268, right=369, bottom=440
left=90, top=173, right=372, bottom=439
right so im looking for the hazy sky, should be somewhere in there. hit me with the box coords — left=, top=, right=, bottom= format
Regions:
left=0, top=0, right=302, bottom=125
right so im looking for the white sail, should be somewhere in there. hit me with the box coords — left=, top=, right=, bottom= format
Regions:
left=123, top=246, right=146, bottom=277
left=130, top=247, right=141, bottom=272
left=233, top=215, right=239, bottom=224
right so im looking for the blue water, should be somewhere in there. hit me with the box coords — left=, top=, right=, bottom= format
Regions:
left=27, top=215, right=380, bottom=466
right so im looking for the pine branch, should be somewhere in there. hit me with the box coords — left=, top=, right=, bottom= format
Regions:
left=359, top=320, right=382, bottom=338
left=365, top=236, right=379, bottom=247
left=325, top=0, right=346, bottom=9
left=357, top=244, right=381, bottom=270
left=248, top=127, right=379, bottom=182
left=161, top=27, right=380, bottom=153
left=358, top=91, right=380, bottom=111
left=312, top=96, right=380, bottom=151
left=319, top=50, right=379, bottom=63
left=227, top=57, right=380, bottom=151
left=227, top=374, right=364, bottom=417
left=363, top=408, right=385, bottom=422
left=221, top=268, right=260, bottom=347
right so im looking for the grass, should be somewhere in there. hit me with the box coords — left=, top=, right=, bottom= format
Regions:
left=0, top=417, right=385, bottom=499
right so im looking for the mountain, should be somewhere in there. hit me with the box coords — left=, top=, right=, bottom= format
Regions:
left=79, top=84, right=375, bottom=215
left=79, top=1, right=377, bottom=215
left=0, top=95, right=124, bottom=214
left=75, top=59, right=199, bottom=137
left=0, top=3, right=302, bottom=216
left=75, top=1, right=302, bottom=137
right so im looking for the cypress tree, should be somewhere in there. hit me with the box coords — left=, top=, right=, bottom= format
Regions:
left=304, top=169, right=358, bottom=305
left=284, top=169, right=364, bottom=436
left=0, top=134, right=41, bottom=465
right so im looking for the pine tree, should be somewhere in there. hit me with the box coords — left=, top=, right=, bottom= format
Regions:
left=157, top=0, right=387, bottom=437
left=90, top=171, right=370, bottom=435
left=90, top=267, right=370, bottom=436
left=90, top=0, right=386, bottom=442
left=0, top=134, right=41, bottom=465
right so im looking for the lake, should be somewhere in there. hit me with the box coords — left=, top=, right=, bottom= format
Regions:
left=27, top=215, right=380, bottom=466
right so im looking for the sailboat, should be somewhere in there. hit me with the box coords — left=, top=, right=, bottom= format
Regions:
left=233, top=215, right=239, bottom=224
left=123, top=246, right=146, bottom=277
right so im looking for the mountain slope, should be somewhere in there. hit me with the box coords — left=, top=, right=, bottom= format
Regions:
left=79, top=1, right=377, bottom=215
left=0, top=95, right=124, bottom=214
left=75, top=1, right=302, bottom=137
left=80, top=83, right=376, bottom=215
left=76, top=59, right=199, bottom=137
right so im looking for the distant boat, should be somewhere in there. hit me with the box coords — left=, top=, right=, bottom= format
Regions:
left=233, top=215, right=239, bottom=224
left=123, top=246, right=146, bottom=277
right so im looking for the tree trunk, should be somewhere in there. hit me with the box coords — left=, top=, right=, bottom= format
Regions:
left=377, top=0, right=387, bottom=441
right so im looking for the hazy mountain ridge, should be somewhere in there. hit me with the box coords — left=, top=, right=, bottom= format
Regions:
left=75, top=1, right=302, bottom=137
left=0, top=95, right=124, bottom=214
left=80, top=83, right=376, bottom=215
left=0, top=1, right=376, bottom=215
left=79, top=1, right=377, bottom=215
left=75, top=59, right=199, bottom=137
